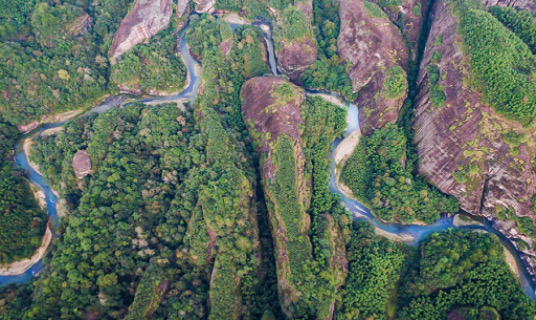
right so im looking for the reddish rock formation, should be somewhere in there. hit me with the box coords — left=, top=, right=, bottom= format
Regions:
left=295, top=0, right=314, bottom=22
left=109, top=0, right=174, bottom=59
left=241, top=77, right=312, bottom=317
left=414, top=0, right=536, bottom=278
left=72, top=150, right=91, bottom=179
left=274, top=2, right=318, bottom=80
left=337, top=0, right=409, bottom=134
left=241, top=77, right=307, bottom=183
left=370, top=0, right=429, bottom=58
left=219, top=38, right=233, bottom=57
left=276, top=38, right=317, bottom=80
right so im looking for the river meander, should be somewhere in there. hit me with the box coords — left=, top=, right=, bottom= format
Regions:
left=2, top=17, right=535, bottom=302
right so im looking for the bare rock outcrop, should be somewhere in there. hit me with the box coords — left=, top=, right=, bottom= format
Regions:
left=241, top=77, right=308, bottom=194
left=68, top=14, right=93, bottom=36
left=194, top=0, right=216, bottom=13
left=295, top=0, right=314, bottom=22
left=370, top=0, right=430, bottom=58
left=109, top=0, right=174, bottom=59
left=338, top=0, right=409, bottom=134
left=276, top=38, right=317, bottom=80
left=414, top=0, right=536, bottom=279
left=72, top=150, right=91, bottom=179
left=177, top=0, right=191, bottom=30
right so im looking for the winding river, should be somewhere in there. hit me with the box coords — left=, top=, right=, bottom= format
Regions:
left=2, top=17, right=535, bottom=302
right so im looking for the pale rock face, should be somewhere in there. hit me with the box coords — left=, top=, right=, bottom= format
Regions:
left=177, top=0, right=191, bottom=30
left=194, top=0, right=216, bottom=13
left=177, top=0, right=190, bottom=17
left=414, top=0, right=536, bottom=280
left=72, top=150, right=91, bottom=179
left=109, top=0, right=174, bottom=59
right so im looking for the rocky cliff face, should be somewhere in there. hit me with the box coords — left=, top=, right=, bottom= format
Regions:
left=371, top=0, right=429, bottom=58
left=337, top=0, right=409, bottom=134
left=109, top=0, right=174, bottom=59
left=177, top=0, right=191, bottom=30
left=414, top=0, right=536, bottom=278
left=241, top=77, right=313, bottom=317
left=194, top=0, right=216, bottom=13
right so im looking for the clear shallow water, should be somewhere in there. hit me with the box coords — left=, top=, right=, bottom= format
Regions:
left=2, top=18, right=535, bottom=303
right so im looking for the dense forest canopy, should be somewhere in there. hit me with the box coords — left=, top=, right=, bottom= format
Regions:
left=0, top=0, right=135, bottom=126
left=0, top=117, right=46, bottom=265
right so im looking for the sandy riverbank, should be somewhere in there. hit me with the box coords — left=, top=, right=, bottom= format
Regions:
left=40, top=127, right=63, bottom=137
left=452, top=214, right=484, bottom=227
left=31, top=184, right=47, bottom=211
left=22, top=138, right=43, bottom=176
left=0, top=226, right=52, bottom=276
left=333, top=131, right=361, bottom=165
left=504, top=246, right=520, bottom=278
left=221, top=12, right=250, bottom=25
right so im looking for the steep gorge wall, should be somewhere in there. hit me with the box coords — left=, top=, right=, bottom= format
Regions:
left=337, top=0, right=409, bottom=134
left=414, top=0, right=536, bottom=275
left=109, top=0, right=174, bottom=59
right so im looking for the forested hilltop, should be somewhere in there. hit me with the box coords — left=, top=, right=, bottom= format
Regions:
left=2, top=0, right=536, bottom=319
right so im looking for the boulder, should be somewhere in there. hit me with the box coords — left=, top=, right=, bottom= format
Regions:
left=109, top=0, right=174, bottom=59
left=72, top=150, right=91, bottom=179
left=276, top=38, right=317, bottom=80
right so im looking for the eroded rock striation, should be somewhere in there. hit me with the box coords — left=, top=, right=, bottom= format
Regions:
left=414, top=0, right=536, bottom=278
left=109, top=0, right=174, bottom=59
left=338, top=0, right=409, bottom=134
